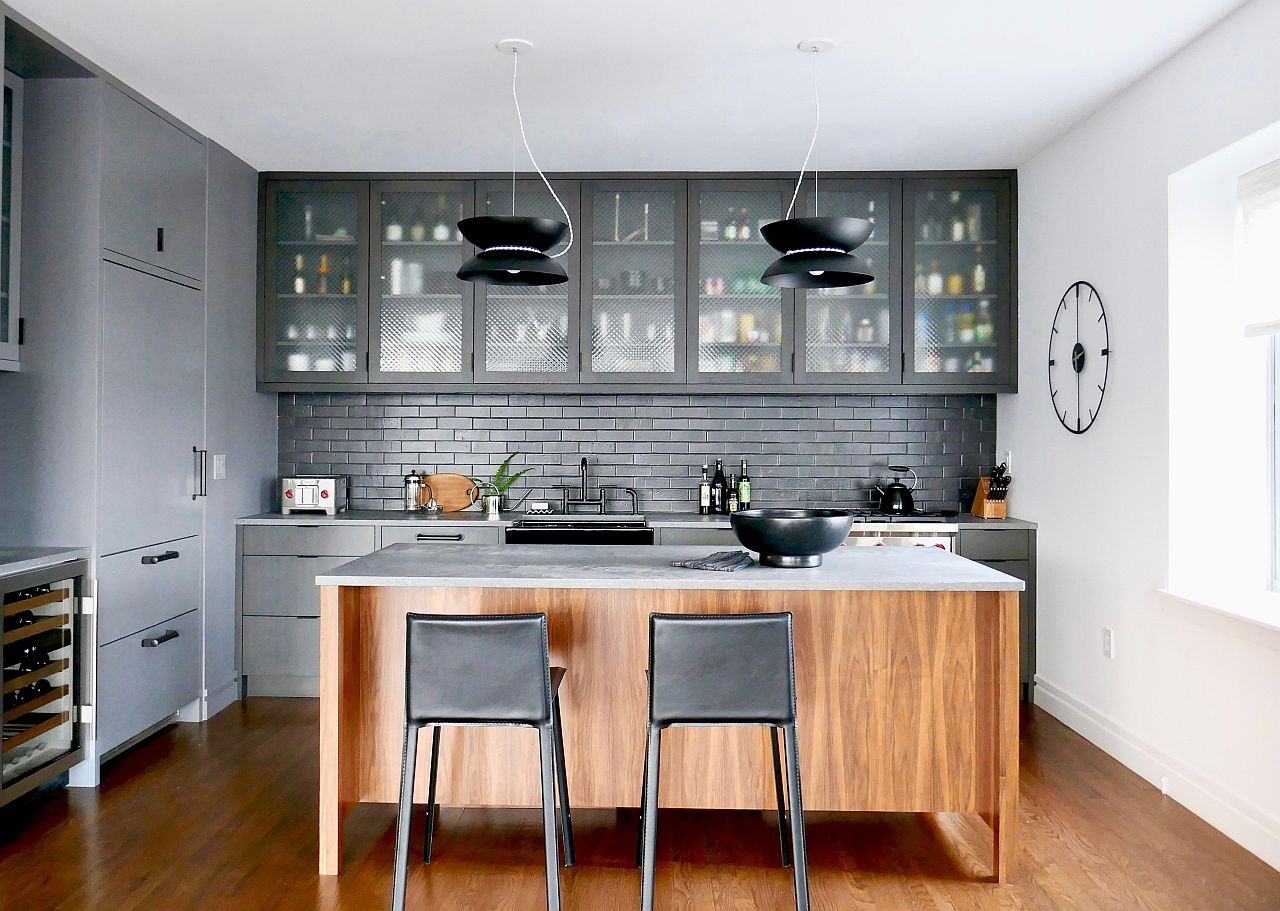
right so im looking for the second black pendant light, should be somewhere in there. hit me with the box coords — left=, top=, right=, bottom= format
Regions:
left=457, top=39, right=572, bottom=286
left=761, top=40, right=874, bottom=290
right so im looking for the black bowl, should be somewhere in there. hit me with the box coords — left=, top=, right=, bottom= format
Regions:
left=729, top=508, right=855, bottom=568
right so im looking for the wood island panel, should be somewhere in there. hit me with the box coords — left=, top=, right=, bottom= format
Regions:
left=319, top=584, right=1019, bottom=880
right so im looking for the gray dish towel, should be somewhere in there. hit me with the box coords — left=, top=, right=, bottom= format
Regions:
left=670, top=550, right=755, bottom=572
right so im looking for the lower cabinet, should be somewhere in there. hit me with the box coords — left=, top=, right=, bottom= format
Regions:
left=96, top=538, right=201, bottom=646
left=956, top=527, right=1037, bottom=701
left=96, top=609, right=201, bottom=755
left=655, top=526, right=737, bottom=546
left=379, top=525, right=501, bottom=546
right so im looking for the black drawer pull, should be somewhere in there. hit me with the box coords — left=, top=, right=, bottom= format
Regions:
left=141, top=629, right=180, bottom=648
left=416, top=533, right=464, bottom=542
left=157, top=227, right=165, bottom=252
left=141, top=550, right=180, bottom=565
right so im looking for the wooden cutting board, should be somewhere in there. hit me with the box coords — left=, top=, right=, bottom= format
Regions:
left=422, top=472, right=480, bottom=513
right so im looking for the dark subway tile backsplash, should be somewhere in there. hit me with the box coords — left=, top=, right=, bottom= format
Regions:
left=278, top=393, right=997, bottom=512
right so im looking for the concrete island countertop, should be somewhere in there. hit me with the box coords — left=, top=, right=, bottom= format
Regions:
left=0, top=546, right=91, bottom=580
left=238, top=509, right=1037, bottom=530
left=315, top=543, right=1025, bottom=592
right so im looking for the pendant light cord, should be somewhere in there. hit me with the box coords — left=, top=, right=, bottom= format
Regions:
left=511, top=49, right=573, bottom=258
left=785, top=47, right=821, bottom=220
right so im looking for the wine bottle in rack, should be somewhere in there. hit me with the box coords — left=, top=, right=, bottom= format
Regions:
left=724, top=209, right=738, bottom=241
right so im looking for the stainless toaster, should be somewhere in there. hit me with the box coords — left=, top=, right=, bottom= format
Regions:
left=281, top=476, right=349, bottom=515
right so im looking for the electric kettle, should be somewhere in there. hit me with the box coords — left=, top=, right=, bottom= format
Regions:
left=875, top=466, right=917, bottom=515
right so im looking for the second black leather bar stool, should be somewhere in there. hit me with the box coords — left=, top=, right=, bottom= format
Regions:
left=638, top=612, right=809, bottom=911
left=390, top=613, right=574, bottom=911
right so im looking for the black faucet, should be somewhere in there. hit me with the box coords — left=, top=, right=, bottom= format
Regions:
left=580, top=457, right=589, bottom=500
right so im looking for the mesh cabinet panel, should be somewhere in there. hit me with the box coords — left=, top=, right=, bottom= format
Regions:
left=800, top=186, right=893, bottom=374
left=696, top=189, right=782, bottom=373
left=376, top=190, right=467, bottom=374
left=272, top=190, right=359, bottom=374
left=911, top=187, right=999, bottom=375
left=589, top=187, right=677, bottom=374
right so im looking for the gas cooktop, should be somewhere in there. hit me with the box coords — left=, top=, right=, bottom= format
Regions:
left=844, top=508, right=957, bottom=523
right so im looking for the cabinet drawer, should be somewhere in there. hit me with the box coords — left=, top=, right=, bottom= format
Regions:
left=242, top=555, right=352, bottom=617
left=97, top=540, right=202, bottom=646
left=957, top=529, right=1030, bottom=561
left=96, top=609, right=201, bottom=755
left=243, top=615, right=320, bottom=677
left=241, top=524, right=377, bottom=556
left=656, top=526, right=738, bottom=546
left=379, top=525, right=501, bottom=547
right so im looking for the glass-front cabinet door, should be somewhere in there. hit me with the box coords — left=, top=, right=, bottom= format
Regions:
left=369, top=181, right=474, bottom=382
left=581, top=181, right=686, bottom=383
left=262, top=181, right=368, bottom=383
left=795, top=179, right=901, bottom=383
left=474, top=179, right=581, bottom=383
left=903, top=178, right=1012, bottom=385
left=688, top=180, right=793, bottom=384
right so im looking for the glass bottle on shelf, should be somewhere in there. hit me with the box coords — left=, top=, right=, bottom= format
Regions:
left=340, top=257, right=353, bottom=295
left=317, top=254, right=330, bottom=294
left=967, top=202, right=983, bottom=241
left=926, top=261, right=944, bottom=295
left=432, top=194, right=450, bottom=241
left=739, top=208, right=751, bottom=241
left=724, top=209, right=738, bottom=241
left=972, top=253, right=987, bottom=293
left=914, top=264, right=925, bottom=294
left=956, top=303, right=976, bottom=344
left=976, top=299, right=994, bottom=343
left=293, top=254, right=306, bottom=294
left=949, top=190, right=965, bottom=242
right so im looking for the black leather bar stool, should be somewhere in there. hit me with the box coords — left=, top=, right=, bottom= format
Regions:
left=390, top=613, right=574, bottom=911
left=638, top=612, right=809, bottom=911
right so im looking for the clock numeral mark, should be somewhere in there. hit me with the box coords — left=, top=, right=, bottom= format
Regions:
left=1076, top=416, right=1081, bottom=431
left=1097, top=312, right=1105, bottom=322
left=1050, top=389, right=1058, bottom=399
left=1051, top=326, right=1059, bottom=335
left=1049, top=359, right=1056, bottom=366
left=1101, top=347, right=1109, bottom=356
left=1097, top=384, right=1104, bottom=393
left=1089, top=408, right=1096, bottom=422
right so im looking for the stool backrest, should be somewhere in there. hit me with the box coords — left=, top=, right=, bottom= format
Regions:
left=404, top=613, right=552, bottom=726
left=648, top=612, right=796, bottom=726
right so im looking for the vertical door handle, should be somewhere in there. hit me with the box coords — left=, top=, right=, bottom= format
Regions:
left=193, top=446, right=208, bottom=500
left=157, top=227, right=165, bottom=253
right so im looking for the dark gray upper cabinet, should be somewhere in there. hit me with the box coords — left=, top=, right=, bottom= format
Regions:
left=257, top=172, right=1016, bottom=393
left=473, top=179, right=582, bottom=384
left=794, top=178, right=902, bottom=385
left=101, top=85, right=206, bottom=282
left=581, top=179, right=688, bottom=384
left=260, top=180, right=369, bottom=384
left=369, top=180, right=475, bottom=383
left=687, top=179, right=795, bottom=385
left=902, top=177, right=1014, bottom=387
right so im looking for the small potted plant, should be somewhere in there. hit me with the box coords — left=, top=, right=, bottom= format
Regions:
left=472, top=452, right=536, bottom=518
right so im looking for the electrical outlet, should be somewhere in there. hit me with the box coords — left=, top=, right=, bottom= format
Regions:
left=1102, top=628, right=1115, bottom=659
left=212, top=453, right=227, bottom=481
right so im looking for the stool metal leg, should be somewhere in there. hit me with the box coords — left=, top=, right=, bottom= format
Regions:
left=782, top=722, right=809, bottom=911
left=771, top=725, right=793, bottom=868
left=635, top=729, right=650, bottom=868
left=639, top=725, right=662, bottom=911
left=390, top=723, right=419, bottom=911
left=539, top=726, right=562, bottom=911
left=551, top=692, right=575, bottom=867
left=423, top=726, right=441, bottom=863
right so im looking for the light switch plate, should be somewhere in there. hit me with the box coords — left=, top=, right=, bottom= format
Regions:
left=212, top=453, right=227, bottom=480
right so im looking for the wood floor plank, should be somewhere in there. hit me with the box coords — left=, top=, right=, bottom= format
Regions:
left=0, top=699, right=1275, bottom=911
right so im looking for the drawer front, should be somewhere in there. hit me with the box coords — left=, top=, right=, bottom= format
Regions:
left=243, top=555, right=352, bottom=617
left=241, top=524, right=377, bottom=556
left=243, top=615, right=320, bottom=677
left=379, top=525, right=501, bottom=547
left=957, top=528, right=1030, bottom=561
left=656, top=526, right=738, bottom=546
left=96, top=610, right=201, bottom=755
left=97, top=539, right=202, bottom=646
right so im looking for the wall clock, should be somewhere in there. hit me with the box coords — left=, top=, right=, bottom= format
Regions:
left=1048, top=280, right=1109, bottom=434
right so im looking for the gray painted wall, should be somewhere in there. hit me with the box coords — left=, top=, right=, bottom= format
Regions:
left=278, top=392, right=996, bottom=513
left=203, top=141, right=277, bottom=713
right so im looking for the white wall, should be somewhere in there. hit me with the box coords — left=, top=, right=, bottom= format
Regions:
left=202, top=141, right=276, bottom=717
left=1000, top=0, right=1280, bottom=868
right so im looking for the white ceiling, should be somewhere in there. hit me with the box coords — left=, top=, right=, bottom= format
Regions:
left=8, top=0, right=1251, bottom=173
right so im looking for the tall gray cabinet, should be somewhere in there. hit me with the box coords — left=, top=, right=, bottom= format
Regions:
left=0, top=24, right=274, bottom=782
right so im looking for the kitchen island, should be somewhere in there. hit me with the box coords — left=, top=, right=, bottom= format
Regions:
left=316, top=544, right=1024, bottom=880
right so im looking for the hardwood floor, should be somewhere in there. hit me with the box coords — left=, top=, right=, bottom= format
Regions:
left=0, top=699, right=1275, bottom=910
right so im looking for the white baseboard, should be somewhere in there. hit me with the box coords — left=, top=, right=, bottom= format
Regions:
left=204, top=677, right=240, bottom=719
left=1034, top=675, right=1280, bottom=870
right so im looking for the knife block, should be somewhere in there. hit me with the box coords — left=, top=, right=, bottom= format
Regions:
left=970, top=477, right=1008, bottom=519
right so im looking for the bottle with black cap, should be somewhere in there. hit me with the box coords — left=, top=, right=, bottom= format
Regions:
left=697, top=464, right=712, bottom=515
left=711, top=459, right=727, bottom=514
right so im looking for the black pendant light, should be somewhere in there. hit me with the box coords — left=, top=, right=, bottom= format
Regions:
left=761, top=40, right=874, bottom=290
left=457, top=39, right=573, bottom=286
